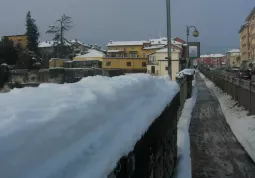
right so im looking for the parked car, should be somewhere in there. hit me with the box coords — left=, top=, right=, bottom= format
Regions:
left=237, top=68, right=251, bottom=80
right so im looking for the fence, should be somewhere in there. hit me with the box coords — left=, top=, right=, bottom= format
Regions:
left=201, top=70, right=255, bottom=115
left=108, top=75, right=193, bottom=178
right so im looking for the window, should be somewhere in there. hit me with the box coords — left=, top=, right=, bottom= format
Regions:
left=106, top=61, right=111, bottom=66
left=130, top=53, right=137, bottom=58
left=126, top=62, right=132, bottom=66
left=142, top=62, right=146, bottom=67
left=165, top=66, right=168, bottom=70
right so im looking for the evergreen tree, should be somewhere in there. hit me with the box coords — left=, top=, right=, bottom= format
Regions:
left=26, top=11, right=40, bottom=52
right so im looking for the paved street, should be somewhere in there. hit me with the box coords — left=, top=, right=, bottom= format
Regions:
left=190, top=74, right=255, bottom=178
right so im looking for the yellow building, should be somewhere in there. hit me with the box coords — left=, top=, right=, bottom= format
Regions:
left=147, top=48, right=181, bottom=80
left=103, top=40, right=159, bottom=73
left=49, top=58, right=70, bottom=68
left=239, top=7, right=255, bottom=62
left=239, top=23, right=249, bottom=61
left=6, top=35, right=28, bottom=49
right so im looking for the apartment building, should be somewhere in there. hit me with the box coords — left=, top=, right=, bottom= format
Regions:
left=239, top=7, right=255, bottom=62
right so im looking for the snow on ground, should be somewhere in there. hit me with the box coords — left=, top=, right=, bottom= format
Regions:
left=200, top=72, right=255, bottom=163
left=0, top=74, right=179, bottom=178
left=174, top=77, right=197, bottom=178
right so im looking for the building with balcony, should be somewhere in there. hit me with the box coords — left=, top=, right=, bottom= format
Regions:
left=239, top=7, right=255, bottom=62
left=147, top=47, right=181, bottom=78
left=103, top=40, right=151, bottom=73
left=103, top=38, right=184, bottom=73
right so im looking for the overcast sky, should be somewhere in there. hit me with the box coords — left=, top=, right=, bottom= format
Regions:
left=0, top=0, right=254, bottom=53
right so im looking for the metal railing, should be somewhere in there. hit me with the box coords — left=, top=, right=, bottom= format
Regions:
left=201, top=70, right=255, bottom=115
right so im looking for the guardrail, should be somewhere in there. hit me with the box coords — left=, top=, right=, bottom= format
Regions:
left=201, top=70, right=255, bottom=115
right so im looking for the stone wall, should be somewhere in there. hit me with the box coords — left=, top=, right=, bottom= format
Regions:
left=8, top=68, right=125, bottom=86
left=108, top=93, right=180, bottom=178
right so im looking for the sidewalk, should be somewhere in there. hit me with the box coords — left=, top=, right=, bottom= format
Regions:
left=189, top=74, right=255, bottom=178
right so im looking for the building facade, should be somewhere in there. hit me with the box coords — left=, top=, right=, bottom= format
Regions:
left=239, top=7, right=255, bottom=62
left=197, top=54, right=226, bottom=68
left=239, top=23, right=249, bottom=61
left=226, top=49, right=241, bottom=68
left=103, top=40, right=152, bottom=73
left=103, top=37, right=183, bottom=73
left=147, top=48, right=181, bottom=78
left=6, top=35, right=28, bottom=49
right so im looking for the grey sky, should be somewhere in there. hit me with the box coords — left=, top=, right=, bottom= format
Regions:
left=0, top=0, right=254, bottom=53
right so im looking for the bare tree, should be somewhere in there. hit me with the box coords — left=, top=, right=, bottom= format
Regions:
left=46, top=14, right=73, bottom=58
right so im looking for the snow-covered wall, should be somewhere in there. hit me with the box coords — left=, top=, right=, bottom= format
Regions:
left=0, top=74, right=180, bottom=178
left=109, top=94, right=180, bottom=178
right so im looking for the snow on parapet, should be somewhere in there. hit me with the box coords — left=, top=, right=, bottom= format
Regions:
left=176, top=69, right=195, bottom=78
left=0, top=74, right=179, bottom=178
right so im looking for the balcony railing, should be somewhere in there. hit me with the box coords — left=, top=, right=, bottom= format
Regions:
left=148, top=61, right=159, bottom=65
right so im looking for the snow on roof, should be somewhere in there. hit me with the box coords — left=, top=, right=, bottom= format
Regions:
left=227, top=49, right=240, bottom=53
left=200, top=54, right=225, bottom=58
left=69, top=39, right=89, bottom=47
left=107, top=40, right=149, bottom=47
left=143, top=45, right=165, bottom=50
left=149, top=37, right=182, bottom=46
left=39, top=40, right=72, bottom=48
left=75, top=49, right=105, bottom=58
left=0, top=74, right=179, bottom=178
left=38, top=41, right=55, bottom=48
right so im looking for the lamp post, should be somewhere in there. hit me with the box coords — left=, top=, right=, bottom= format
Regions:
left=186, top=25, right=199, bottom=68
left=166, top=0, right=172, bottom=78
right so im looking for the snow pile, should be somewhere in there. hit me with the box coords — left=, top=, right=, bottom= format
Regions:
left=200, top=73, right=255, bottom=163
left=176, top=69, right=195, bottom=78
left=174, top=78, right=197, bottom=178
left=0, top=74, right=179, bottom=178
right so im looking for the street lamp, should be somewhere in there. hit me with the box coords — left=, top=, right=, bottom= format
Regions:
left=186, top=25, right=199, bottom=68
left=166, top=0, right=172, bottom=78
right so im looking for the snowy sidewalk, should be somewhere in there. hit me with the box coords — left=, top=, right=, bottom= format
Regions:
left=189, top=74, right=255, bottom=178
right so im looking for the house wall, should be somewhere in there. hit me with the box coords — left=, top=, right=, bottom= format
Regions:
left=240, top=25, right=249, bottom=61
left=7, top=35, right=28, bottom=49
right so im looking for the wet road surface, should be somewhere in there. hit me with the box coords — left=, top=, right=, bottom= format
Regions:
left=189, top=74, right=255, bottom=178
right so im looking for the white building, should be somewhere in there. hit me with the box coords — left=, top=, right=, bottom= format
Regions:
left=147, top=47, right=181, bottom=79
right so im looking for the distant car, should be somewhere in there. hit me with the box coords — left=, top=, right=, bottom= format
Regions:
left=237, top=69, right=251, bottom=80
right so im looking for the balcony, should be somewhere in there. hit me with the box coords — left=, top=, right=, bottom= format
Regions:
left=148, top=61, right=159, bottom=65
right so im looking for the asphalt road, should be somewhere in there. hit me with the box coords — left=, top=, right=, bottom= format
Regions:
left=189, top=74, right=255, bottom=178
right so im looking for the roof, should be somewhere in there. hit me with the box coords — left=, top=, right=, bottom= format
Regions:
left=239, top=22, right=249, bottom=33
left=227, top=49, right=240, bottom=53
left=107, top=50, right=123, bottom=53
left=143, top=45, right=165, bottom=50
left=245, top=6, right=255, bottom=21
left=156, top=48, right=180, bottom=53
left=38, top=40, right=72, bottom=48
left=107, top=40, right=149, bottom=47
left=149, top=37, right=183, bottom=46
left=74, top=49, right=105, bottom=58
left=69, top=39, right=89, bottom=47
left=200, top=54, right=225, bottom=58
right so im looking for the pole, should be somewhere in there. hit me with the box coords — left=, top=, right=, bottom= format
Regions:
left=186, top=26, right=189, bottom=68
left=166, top=0, right=172, bottom=78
